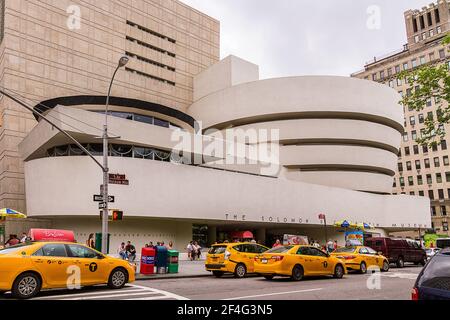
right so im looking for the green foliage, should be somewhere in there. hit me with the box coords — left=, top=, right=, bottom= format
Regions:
left=399, top=33, right=450, bottom=147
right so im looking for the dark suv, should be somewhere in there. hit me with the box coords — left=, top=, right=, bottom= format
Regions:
left=412, top=248, right=450, bottom=300
left=365, top=237, right=427, bottom=268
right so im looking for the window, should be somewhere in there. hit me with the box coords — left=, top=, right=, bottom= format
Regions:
left=415, top=35, right=420, bottom=43
left=37, top=244, right=67, bottom=257
left=419, top=190, right=425, bottom=196
left=442, top=141, right=448, bottom=151
left=425, top=158, right=431, bottom=168
left=429, top=190, right=435, bottom=200
left=432, top=144, right=438, bottom=152
left=405, top=147, right=410, bottom=156
left=437, top=26, right=442, bottom=34
left=415, top=160, right=421, bottom=169
left=427, top=174, right=433, bottom=185
left=420, top=15, right=426, bottom=29
left=437, top=173, right=443, bottom=183
left=408, top=176, right=414, bottom=186
left=412, top=131, right=417, bottom=140
left=429, top=52, right=435, bottom=61
left=420, top=56, right=426, bottom=65
left=412, top=59, right=418, bottom=68
left=431, top=206, right=437, bottom=216
left=427, top=111, right=434, bottom=120
left=430, top=28, right=435, bottom=37
left=407, top=161, right=412, bottom=171
left=418, top=175, right=423, bottom=185
left=410, top=116, right=416, bottom=126
left=442, top=206, right=447, bottom=216
left=434, top=157, right=440, bottom=167
left=446, top=172, right=450, bottom=182
left=422, top=32, right=427, bottom=41
left=393, top=179, right=397, bottom=188
left=423, top=145, right=429, bottom=153
left=403, top=62, right=409, bottom=70
left=389, top=80, right=394, bottom=88
left=413, top=145, right=419, bottom=155
left=395, top=65, right=401, bottom=73
left=372, top=73, right=377, bottom=81
left=427, top=11, right=433, bottom=26
left=380, top=71, right=385, bottom=80
left=419, top=114, right=425, bottom=123
left=387, top=68, right=392, bottom=77
left=398, top=163, right=404, bottom=172
left=67, top=244, right=99, bottom=258
left=397, top=78, right=403, bottom=86
left=426, top=99, right=432, bottom=107
left=444, top=156, right=450, bottom=166
left=439, top=49, right=445, bottom=59
left=435, top=9, right=440, bottom=23
left=403, top=133, right=408, bottom=142
left=413, top=18, right=418, bottom=33
left=439, top=189, right=445, bottom=200
left=400, top=177, right=405, bottom=187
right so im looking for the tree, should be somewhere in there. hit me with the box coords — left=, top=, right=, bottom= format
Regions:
left=400, top=33, right=450, bottom=147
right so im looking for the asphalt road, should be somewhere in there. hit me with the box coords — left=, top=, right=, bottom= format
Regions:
left=0, top=265, right=422, bottom=301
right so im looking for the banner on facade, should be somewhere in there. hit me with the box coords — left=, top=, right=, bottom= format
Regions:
left=345, top=230, right=364, bottom=246
left=283, top=234, right=309, bottom=245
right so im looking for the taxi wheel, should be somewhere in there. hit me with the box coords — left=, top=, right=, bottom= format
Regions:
left=12, top=272, right=42, bottom=299
left=234, top=264, right=247, bottom=278
left=382, top=260, right=390, bottom=272
left=108, top=268, right=128, bottom=289
left=360, top=262, right=367, bottom=274
left=212, top=271, right=224, bottom=278
left=334, top=264, right=344, bottom=279
left=291, top=265, right=304, bottom=281
left=264, top=275, right=274, bottom=280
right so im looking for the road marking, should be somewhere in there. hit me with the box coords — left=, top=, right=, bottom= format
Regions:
left=62, top=291, right=162, bottom=300
left=33, top=288, right=144, bottom=300
left=223, top=288, right=323, bottom=300
left=380, top=272, right=419, bottom=280
left=129, top=284, right=190, bottom=300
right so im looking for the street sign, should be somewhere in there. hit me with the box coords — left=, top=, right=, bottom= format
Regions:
left=99, top=202, right=107, bottom=209
left=93, top=195, right=115, bottom=203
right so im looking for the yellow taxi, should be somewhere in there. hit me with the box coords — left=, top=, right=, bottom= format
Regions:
left=254, top=245, right=347, bottom=281
left=0, top=241, right=136, bottom=299
left=206, top=242, right=269, bottom=278
left=330, top=246, right=390, bottom=273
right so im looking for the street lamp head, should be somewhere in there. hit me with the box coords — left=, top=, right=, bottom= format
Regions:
left=118, top=56, right=129, bottom=68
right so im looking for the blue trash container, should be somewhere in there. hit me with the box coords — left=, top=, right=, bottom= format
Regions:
left=155, top=246, right=168, bottom=273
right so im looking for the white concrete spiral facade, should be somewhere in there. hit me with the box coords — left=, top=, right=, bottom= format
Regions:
left=189, top=75, right=403, bottom=194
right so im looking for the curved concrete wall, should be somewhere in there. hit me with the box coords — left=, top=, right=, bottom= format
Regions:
left=189, top=76, right=402, bottom=193
left=24, top=157, right=430, bottom=230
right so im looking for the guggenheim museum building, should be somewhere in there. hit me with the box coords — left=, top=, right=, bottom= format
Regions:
left=0, top=0, right=430, bottom=251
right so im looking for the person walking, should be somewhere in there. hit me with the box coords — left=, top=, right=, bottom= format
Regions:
left=326, top=239, right=334, bottom=253
left=117, top=242, right=127, bottom=260
left=125, top=241, right=136, bottom=262
left=20, top=232, right=28, bottom=243
left=166, top=241, right=174, bottom=250
left=194, top=241, right=202, bottom=260
left=187, top=241, right=194, bottom=261
left=86, top=234, right=95, bottom=249
left=5, top=234, right=19, bottom=247
left=272, top=239, right=282, bottom=248
left=333, top=240, right=338, bottom=251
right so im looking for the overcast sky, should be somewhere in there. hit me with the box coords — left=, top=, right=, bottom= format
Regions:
left=180, top=0, right=433, bottom=79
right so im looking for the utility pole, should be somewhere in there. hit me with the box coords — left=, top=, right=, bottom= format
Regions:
left=101, top=56, right=129, bottom=254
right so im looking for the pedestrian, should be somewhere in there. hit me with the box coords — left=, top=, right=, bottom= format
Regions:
left=20, top=232, right=28, bottom=243
left=333, top=240, right=338, bottom=251
left=250, top=239, right=257, bottom=244
left=194, top=241, right=202, bottom=260
left=166, top=241, right=174, bottom=250
left=125, top=241, right=136, bottom=262
left=86, top=234, right=95, bottom=249
left=117, top=242, right=127, bottom=260
left=326, top=239, right=334, bottom=253
left=5, top=234, right=19, bottom=247
left=312, top=240, right=321, bottom=249
left=148, top=241, right=154, bottom=248
left=187, top=241, right=194, bottom=261
left=272, top=239, right=282, bottom=248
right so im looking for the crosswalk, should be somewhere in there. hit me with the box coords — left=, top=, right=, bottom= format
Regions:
left=30, top=284, right=189, bottom=301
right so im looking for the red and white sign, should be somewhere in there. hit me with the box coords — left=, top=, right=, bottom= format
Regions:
left=29, top=229, right=75, bottom=242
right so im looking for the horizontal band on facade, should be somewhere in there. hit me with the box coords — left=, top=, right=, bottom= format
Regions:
left=279, top=138, right=399, bottom=155
left=203, top=111, right=404, bottom=135
left=33, top=95, right=196, bottom=128
left=284, top=164, right=396, bottom=177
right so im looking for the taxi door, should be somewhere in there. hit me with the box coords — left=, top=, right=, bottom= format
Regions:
left=245, top=244, right=268, bottom=273
left=309, top=247, right=333, bottom=275
left=30, top=243, right=73, bottom=287
left=295, top=247, right=319, bottom=276
left=65, top=244, right=111, bottom=285
left=362, top=247, right=382, bottom=269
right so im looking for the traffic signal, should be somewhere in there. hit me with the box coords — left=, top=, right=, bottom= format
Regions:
left=112, top=210, right=123, bottom=221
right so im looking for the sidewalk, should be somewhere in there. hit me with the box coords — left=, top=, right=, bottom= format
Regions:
left=135, top=259, right=211, bottom=280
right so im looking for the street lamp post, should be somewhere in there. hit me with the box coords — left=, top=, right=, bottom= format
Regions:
left=101, top=56, right=129, bottom=254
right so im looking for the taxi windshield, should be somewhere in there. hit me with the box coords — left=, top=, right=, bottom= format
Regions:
left=0, top=243, right=33, bottom=255
left=208, top=245, right=228, bottom=254
left=333, top=247, right=357, bottom=253
left=265, top=246, right=294, bottom=253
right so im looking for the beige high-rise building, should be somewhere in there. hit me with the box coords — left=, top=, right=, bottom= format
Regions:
left=352, top=0, right=450, bottom=235
left=0, top=0, right=220, bottom=213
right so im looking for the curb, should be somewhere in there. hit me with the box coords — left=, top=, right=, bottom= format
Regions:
left=136, top=274, right=211, bottom=281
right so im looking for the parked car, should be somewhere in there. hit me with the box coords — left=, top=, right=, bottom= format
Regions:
left=425, top=248, right=440, bottom=260
left=364, top=237, right=427, bottom=268
left=412, top=248, right=450, bottom=300
left=436, top=238, right=450, bottom=249
left=205, top=242, right=269, bottom=278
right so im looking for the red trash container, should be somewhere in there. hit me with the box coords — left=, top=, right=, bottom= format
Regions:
left=140, top=247, right=156, bottom=275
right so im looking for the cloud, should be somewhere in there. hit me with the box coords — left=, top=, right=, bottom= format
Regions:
left=180, top=0, right=433, bottom=78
